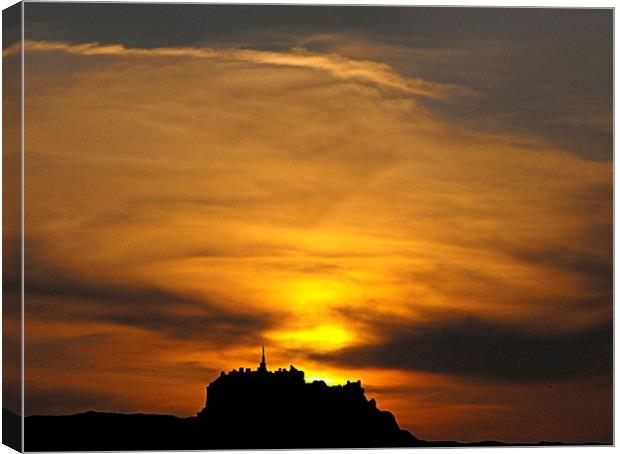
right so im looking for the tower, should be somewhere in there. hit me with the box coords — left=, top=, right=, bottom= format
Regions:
left=259, top=346, right=267, bottom=372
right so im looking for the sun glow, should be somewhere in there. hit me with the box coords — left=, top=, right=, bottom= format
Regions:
left=283, top=278, right=355, bottom=308
left=303, top=369, right=355, bottom=386
left=266, top=324, right=355, bottom=351
left=306, top=375, right=339, bottom=385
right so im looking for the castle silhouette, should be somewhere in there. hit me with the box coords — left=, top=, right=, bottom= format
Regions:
left=194, top=347, right=418, bottom=447
left=21, top=347, right=421, bottom=450
left=197, top=346, right=307, bottom=417
left=19, top=348, right=571, bottom=450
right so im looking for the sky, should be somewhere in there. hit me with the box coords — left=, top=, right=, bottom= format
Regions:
left=4, top=3, right=612, bottom=444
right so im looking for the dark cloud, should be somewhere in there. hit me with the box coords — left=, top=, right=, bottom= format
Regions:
left=533, top=296, right=611, bottom=325
left=510, top=246, right=612, bottom=283
left=23, top=5, right=610, bottom=51
left=459, top=219, right=613, bottom=297
left=24, top=4, right=612, bottom=161
left=415, top=39, right=612, bottom=160
left=24, top=255, right=271, bottom=345
left=495, top=240, right=613, bottom=301
left=314, top=316, right=612, bottom=383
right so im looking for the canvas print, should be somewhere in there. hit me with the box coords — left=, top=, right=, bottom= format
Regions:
left=2, top=2, right=613, bottom=451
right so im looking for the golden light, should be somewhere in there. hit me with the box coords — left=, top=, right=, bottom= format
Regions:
left=302, top=368, right=356, bottom=386
left=282, top=278, right=356, bottom=310
left=266, top=324, right=355, bottom=352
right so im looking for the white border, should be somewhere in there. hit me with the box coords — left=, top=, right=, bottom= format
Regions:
left=0, top=2, right=615, bottom=454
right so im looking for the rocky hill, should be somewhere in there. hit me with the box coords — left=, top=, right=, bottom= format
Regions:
left=23, top=352, right=420, bottom=450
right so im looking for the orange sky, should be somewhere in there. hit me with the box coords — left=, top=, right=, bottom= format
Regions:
left=7, top=23, right=612, bottom=443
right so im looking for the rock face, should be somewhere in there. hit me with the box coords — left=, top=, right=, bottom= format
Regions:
left=196, top=362, right=419, bottom=448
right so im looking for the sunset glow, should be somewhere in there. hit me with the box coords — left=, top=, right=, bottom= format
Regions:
left=9, top=4, right=612, bottom=445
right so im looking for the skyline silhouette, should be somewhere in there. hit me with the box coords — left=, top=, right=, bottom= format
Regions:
left=17, top=349, right=605, bottom=450
left=23, top=350, right=420, bottom=450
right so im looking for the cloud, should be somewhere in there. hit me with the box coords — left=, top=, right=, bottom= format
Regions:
left=507, top=246, right=612, bottom=285
left=24, top=254, right=271, bottom=345
left=313, top=316, right=612, bottom=383
left=19, top=5, right=612, bottom=163
left=315, top=317, right=612, bottom=383
left=22, top=36, right=612, bottom=342
left=7, top=39, right=472, bottom=99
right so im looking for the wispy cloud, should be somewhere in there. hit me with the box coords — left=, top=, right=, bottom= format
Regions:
left=9, top=39, right=471, bottom=99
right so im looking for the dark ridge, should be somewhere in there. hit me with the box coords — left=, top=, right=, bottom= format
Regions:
left=21, top=350, right=600, bottom=450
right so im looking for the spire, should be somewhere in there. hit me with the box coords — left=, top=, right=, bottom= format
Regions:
left=259, top=346, right=267, bottom=372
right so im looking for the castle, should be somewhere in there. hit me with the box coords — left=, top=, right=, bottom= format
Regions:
left=213, top=346, right=306, bottom=381
left=197, top=347, right=365, bottom=419
left=24, top=347, right=420, bottom=450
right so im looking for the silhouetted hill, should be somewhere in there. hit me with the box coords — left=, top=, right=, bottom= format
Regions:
left=17, top=352, right=598, bottom=450
left=23, top=361, right=419, bottom=450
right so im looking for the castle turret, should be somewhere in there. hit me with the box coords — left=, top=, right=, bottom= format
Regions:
left=258, top=346, right=267, bottom=372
